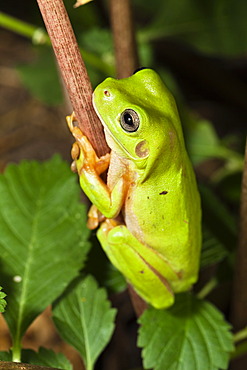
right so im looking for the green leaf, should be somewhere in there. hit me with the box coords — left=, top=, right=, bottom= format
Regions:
left=22, top=348, right=72, bottom=369
left=79, top=28, right=113, bottom=57
left=0, top=351, right=11, bottom=361
left=53, top=275, right=116, bottom=370
left=200, top=226, right=228, bottom=269
left=0, top=286, right=7, bottom=312
left=139, top=0, right=247, bottom=55
left=0, top=156, right=90, bottom=360
left=138, top=293, right=234, bottom=370
left=200, top=184, right=237, bottom=252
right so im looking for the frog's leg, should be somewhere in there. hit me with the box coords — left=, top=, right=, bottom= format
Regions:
left=97, top=221, right=179, bottom=309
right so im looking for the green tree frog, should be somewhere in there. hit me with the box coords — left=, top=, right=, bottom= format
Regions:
left=67, top=68, right=201, bottom=309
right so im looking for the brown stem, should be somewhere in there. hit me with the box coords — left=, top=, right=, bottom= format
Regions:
left=128, top=285, right=148, bottom=317
left=109, top=0, right=146, bottom=315
left=36, top=0, right=109, bottom=157
left=231, top=138, right=247, bottom=330
left=37, top=0, right=146, bottom=316
left=109, top=0, right=139, bottom=78
left=0, top=363, right=60, bottom=370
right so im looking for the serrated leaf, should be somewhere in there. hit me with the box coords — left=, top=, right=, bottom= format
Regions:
left=53, top=275, right=116, bottom=370
left=0, top=287, right=7, bottom=312
left=138, top=293, right=234, bottom=370
left=0, top=156, right=90, bottom=357
left=22, top=348, right=72, bottom=369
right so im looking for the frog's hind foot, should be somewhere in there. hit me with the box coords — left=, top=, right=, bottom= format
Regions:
left=97, top=223, right=175, bottom=309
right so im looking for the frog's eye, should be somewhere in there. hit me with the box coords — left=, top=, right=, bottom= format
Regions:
left=120, top=109, right=140, bottom=132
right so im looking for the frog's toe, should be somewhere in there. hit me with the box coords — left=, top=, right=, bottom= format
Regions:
left=71, top=142, right=80, bottom=161
left=107, top=225, right=129, bottom=244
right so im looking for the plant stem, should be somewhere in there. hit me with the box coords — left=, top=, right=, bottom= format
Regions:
left=197, top=277, right=218, bottom=300
left=231, top=341, right=247, bottom=360
left=0, top=12, right=49, bottom=44
left=108, top=0, right=146, bottom=316
left=109, top=0, right=139, bottom=78
left=11, top=341, right=21, bottom=363
left=230, top=138, right=247, bottom=330
left=0, top=11, right=114, bottom=76
left=36, top=0, right=109, bottom=157
left=234, top=326, right=247, bottom=343
left=0, top=362, right=62, bottom=369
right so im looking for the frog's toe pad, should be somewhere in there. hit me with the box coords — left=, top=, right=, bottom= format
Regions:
left=107, top=225, right=129, bottom=244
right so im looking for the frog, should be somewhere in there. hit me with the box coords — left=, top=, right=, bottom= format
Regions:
left=67, top=68, right=201, bottom=309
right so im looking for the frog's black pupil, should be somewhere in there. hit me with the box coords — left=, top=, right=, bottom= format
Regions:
left=124, top=113, right=133, bottom=126
left=120, top=109, right=139, bottom=132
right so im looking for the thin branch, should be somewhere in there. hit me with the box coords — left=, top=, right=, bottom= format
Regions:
left=109, top=0, right=139, bottom=78
left=0, top=11, right=49, bottom=44
left=37, top=0, right=145, bottom=316
left=108, top=0, right=146, bottom=316
left=234, top=326, right=247, bottom=344
left=0, top=363, right=60, bottom=370
left=196, top=277, right=218, bottom=300
left=36, top=0, right=109, bottom=157
left=231, top=138, right=247, bottom=330
left=0, top=12, right=113, bottom=76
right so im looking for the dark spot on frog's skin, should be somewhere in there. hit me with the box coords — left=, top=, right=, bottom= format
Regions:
left=159, top=190, right=168, bottom=195
left=177, top=270, right=184, bottom=279
left=139, top=270, right=144, bottom=274
left=127, top=196, right=130, bottom=200
left=162, top=215, right=164, bottom=220
left=147, top=196, right=150, bottom=199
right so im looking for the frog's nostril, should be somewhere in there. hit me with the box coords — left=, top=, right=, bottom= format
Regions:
left=104, top=90, right=110, bottom=97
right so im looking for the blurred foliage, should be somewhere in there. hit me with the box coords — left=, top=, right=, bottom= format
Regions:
left=17, top=48, right=63, bottom=105
left=0, top=0, right=247, bottom=368
left=136, top=0, right=247, bottom=55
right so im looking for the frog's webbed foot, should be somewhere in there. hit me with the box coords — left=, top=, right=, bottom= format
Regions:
left=66, top=112, right=110, bottom=176
left=97, top=223, right=176, bottom=309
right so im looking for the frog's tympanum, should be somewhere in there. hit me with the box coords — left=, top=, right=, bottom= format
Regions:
left=67, top=69, right=201, bottom=309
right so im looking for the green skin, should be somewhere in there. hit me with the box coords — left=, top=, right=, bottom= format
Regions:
left=73, top=69, right=201, bottom=309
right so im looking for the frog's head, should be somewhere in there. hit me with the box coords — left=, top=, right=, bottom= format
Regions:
left=93, top=68, right=185, bottom=171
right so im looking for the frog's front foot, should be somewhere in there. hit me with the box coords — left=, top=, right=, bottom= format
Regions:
left=87, top=205, right=106, bottom=230
left=66, top=112, right=110, bottom=176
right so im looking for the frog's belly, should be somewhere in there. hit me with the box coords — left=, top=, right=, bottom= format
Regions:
left=123, top=184, right=198, bottom=270
left=123, top=187, right=165, bottom=247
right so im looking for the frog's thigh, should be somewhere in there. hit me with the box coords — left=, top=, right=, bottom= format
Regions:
left=97, top=224, right=174, bottom=309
